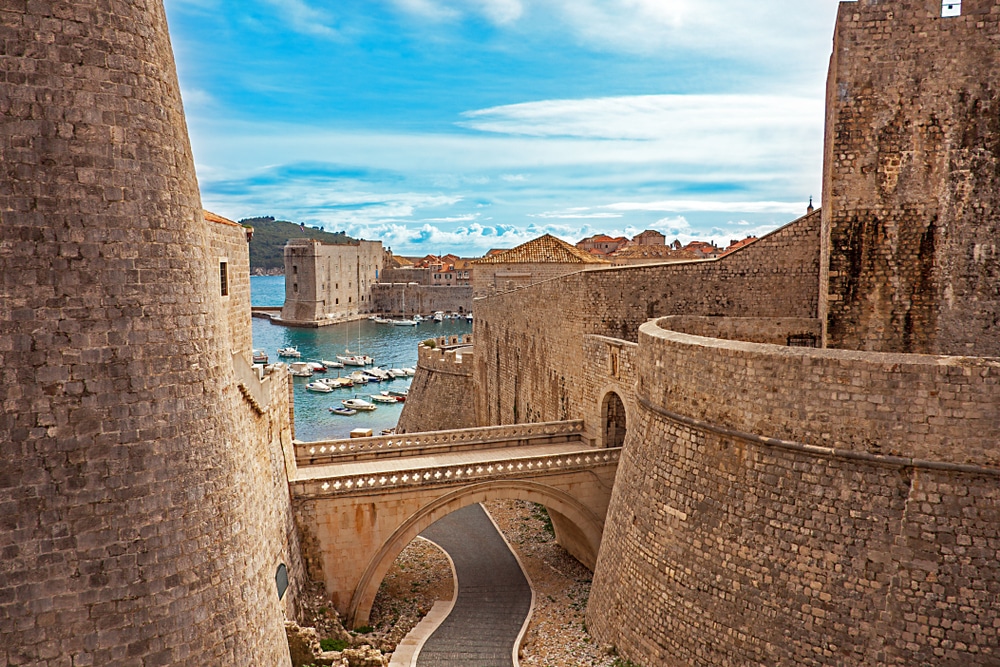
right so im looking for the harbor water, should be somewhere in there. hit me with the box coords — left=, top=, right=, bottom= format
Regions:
left=251, top=276, right=471, bottom=442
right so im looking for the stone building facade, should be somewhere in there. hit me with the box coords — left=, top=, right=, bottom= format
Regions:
left=281, top=238, right=384, bottom=324
left=370, top=283, right=473, bottom=316
left=0, top=3, right=303, bottom=665
left=471, top=233, right=610, bottom=298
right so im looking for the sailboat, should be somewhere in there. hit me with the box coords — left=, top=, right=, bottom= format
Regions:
left=337, top=317, right=374, bottom=366
left=392, top=284, right=417, bottom=326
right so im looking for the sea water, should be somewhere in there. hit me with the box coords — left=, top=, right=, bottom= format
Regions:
left=251, top=276, right=472, bottom=441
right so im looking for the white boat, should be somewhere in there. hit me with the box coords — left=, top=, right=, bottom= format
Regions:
left=320, top=359, right=344, bottom=368
left=413, top=314, right=424, bottom=322
left=387, top=368, right=408, bottom=379
left=277, top=346, right=301, bottom=358
left=305, top=381, right=332, bottom=393
left=306, top=362, right=327, bottom=372
left=465, top=313, right=473, bottom=322
left=347, top=370, right=369, bottom=385
left=370, top=393, right=398, bottom=404
left=323, top=376, right=354, bottom=389
left=252, top=349, right=268, bottom=364
left=330, top=406, right=357, bottom=416
left=366, top=367, right=391, bottom=381
left=392, top=319, right=418, bottom=326
left=387, top=388, right=409, bottom=397
left=337, top=355, right=367, bottom=367
left=288, top=362, right=313, bottom=377
left=342, top=398, right=376, bottom=411
left=402, top=367, right=416, bottom=376
left=373, top=317, right=391, bottom=324
left=432, top=311, right=444, bottom=322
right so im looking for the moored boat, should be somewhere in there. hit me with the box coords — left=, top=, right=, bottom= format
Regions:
left=342, top=397, right=376, bottom=411
left=252, top=349, right=268, bottom=364
left=289, top=361, right=313, bottom=377
left=330, top=406, right=357, bottom=416
left=278, top=346, right=302, bottom=358
left=370, top=393, right=398, bottom=404
left=305, top=381, right=332, bottom=393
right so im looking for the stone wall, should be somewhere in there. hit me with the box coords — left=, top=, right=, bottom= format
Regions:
left=371, top=283, right=473, bottom=315
left=473, top=210, right=821, bottom=429
left=281, top=239, right=383, bottom=323
left=206, top=213, right=253, bottom=356
left=0, top=3, right=298, bottom=664
left=397, top=336, right=476, bottom=433
left=472, top=261, right=605, bottom=298
left=822, top=0, right=1000, bottom=356
left=662, top=316, right=821, bottom=346
left=588, top=316, right=1000, bottom=666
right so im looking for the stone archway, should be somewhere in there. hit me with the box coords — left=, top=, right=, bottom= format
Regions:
left=346, top=480, right=605, bottom=626
left=602, top=391, right=627, bottom=449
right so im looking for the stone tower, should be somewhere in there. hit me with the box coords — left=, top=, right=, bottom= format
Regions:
left=822, top=0, right=1000, bottom=355
left=0, top=2, right=292, bottom=664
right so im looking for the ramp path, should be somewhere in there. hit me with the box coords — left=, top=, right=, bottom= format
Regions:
left=416, top=504, right=532, bottom=667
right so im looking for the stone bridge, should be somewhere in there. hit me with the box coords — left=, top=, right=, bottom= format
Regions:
left=289, top=420, right=620, bottom=626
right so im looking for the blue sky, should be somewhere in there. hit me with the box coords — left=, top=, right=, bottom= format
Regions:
left=164, top=0, right=841, bottom=256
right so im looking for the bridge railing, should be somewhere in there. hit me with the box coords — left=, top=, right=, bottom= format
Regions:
left=295, top=419, right=586, bottom=466
left=291, top=446, right=621, bottom=498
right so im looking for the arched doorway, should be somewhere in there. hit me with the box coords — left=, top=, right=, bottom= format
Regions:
left=603, top=392, right=627, bottom=449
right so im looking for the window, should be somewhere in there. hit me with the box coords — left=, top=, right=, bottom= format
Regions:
left=219, top=261, right=229, bottom=297
left=292, top=265, right=298, bottom=275
left=942, top=0, right=961, bottom=16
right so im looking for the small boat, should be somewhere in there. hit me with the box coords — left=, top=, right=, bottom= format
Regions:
left=324, top=377, right=354, bottom=389
left=366, top=367, right=390, bottom=381
left=402, top=367, right=416, bottom=376
left=412, top=315, right=424, bottom=322
left=373, top=316, right=391, bottom=324
left=370, top=394, right=398, bottom=404
left=432, top=311, right=444, bottom=322
left=321, top=359, right=344, bottom=369
left=392, top=319, right=418, bottom=326
left=342, top=398, right=376, bottom=411
left=252, top=349, right=268, bottom=364
left=337, top=355, right=366, bottom=367
left=387, top=368, right=408, bottom=379
left=289, top=362, right=313, bottom=377
left=330, top=406, right=357, bottom=416
left=387, top=388, right=409, bottom=398
left=347, top=371, right=369, bottom=385
left=305, top=381, right=332, bottom=393
left=278, top=346, right=302, bottom=358
left=465, top=313, right=473, bottom=322
left=307, top=362, right=327, bottom=372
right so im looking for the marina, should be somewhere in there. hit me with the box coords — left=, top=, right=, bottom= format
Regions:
left=251, top=276, right=471, bottom=441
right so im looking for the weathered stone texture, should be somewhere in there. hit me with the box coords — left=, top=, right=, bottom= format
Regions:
left=0, top=2, right=297, bottom=664
left=397, top=337, right=476, bottom=433
left=474, top=210, right=821, bottom=429
left=371, top=283, right=472, bottom=317
left=588, top=396, right=1000, bottom=666
left=282, top=238, right=383, bottom=323
left=823, top=0, right=1000, bottom=356
left=205, top=212, right=253, bottom=355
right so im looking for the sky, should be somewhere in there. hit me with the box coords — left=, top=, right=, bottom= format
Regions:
left=163, top=0, right=842, bottom=257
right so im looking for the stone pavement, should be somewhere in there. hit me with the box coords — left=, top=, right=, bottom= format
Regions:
left=416, top=504, right=532, bottom=667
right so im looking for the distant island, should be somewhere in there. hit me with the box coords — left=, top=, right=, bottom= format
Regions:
left=240, top=216, right=356, bottom=274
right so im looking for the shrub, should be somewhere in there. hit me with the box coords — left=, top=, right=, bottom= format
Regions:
left=319, top=638, right=349, bottom=652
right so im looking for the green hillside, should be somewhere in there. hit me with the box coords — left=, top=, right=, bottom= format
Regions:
left=240, top=216, right=356, bottom=273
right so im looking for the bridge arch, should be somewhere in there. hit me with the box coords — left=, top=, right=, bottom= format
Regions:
left=347, top=480, right=605, bottom=626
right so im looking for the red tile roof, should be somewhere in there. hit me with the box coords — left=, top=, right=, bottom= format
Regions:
left=473, top=234, right=610, bottom=265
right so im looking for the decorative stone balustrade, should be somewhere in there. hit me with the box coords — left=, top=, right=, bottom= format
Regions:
left=296, top=419, right=585, bottom=466
left=292, top=446, right=620, bottom=498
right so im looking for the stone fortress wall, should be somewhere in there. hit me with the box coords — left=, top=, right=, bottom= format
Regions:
left=281, top=238, right=383, bottom=324
left=205, top=212, right=254, bottom=355
left=822, top=0, right=1000, bottom=356
left=0, top=3, right=301, bottom=665
left=371, top=282, right=473, bottom=316
left=588, top=317, right=1000, bottom=665
left=473, top=209, right=822, bottom=430
left=397, top=335, right=476, bottom=433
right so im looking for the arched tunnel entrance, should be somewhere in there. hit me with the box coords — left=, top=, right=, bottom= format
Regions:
left=602, top=391, right=627, bottom=449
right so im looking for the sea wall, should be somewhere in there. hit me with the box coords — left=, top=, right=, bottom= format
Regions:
left=588, top=316, right=1000, bottom=665
left=397, top=335, right=476, bottom=432
left=474, top=210, right=821, bottom=430
left=371, top=283, right=473, bottom=315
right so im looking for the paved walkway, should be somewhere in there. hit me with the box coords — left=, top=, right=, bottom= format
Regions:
left=415, top=504, right=532, bottom=667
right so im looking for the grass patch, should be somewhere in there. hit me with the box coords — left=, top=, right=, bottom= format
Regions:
left=319, top=638, right=349, bottom=652
left=531, top=503, right=555, bottom=539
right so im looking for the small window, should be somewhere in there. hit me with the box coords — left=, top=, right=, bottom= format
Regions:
left=293, top=265, right=298, bottom=275
left=942, top=0, right=961, bottom=16
left=219, top=261, right=229, bottom=297
left=293, top=282, right=298, bottom=293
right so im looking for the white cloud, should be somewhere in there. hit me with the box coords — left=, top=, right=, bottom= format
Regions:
left=603, top=199, right=806, bottom=215
left=259, top=0, right=340, bottom=38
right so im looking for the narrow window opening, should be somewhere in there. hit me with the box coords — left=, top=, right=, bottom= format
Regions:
left=219, top=261, right=229, bottom=297
left=941, top=0, right=961, bottom=16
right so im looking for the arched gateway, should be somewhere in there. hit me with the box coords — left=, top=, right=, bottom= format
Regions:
left=602, top=391, right=628, bottom=448
left=289, top=421, right=620, bottom=626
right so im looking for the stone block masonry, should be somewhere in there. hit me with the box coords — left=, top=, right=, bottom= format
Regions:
left=823, top=0, right=1000, bottom=356
left=397, top=336, right=476, bottom=433
left=0, top=2, right=298, bottom=665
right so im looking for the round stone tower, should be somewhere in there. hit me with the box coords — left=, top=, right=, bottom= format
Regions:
left=0, top=2, right=291, bottom=664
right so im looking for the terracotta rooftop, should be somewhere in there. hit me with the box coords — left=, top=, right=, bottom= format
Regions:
left=204, top=210, right=240, bottom=227
left=610, top=244, right=677, bottom=259
left=473, top=234, right=610, bottom=265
